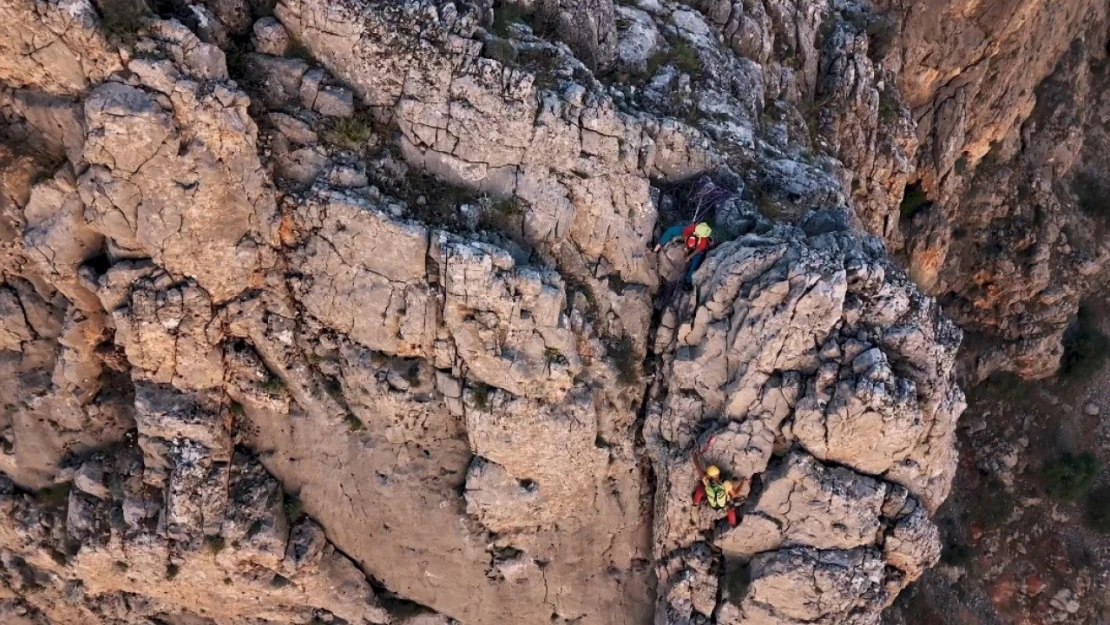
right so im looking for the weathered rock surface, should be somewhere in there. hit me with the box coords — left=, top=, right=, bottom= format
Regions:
left=0, top=0, right=990, bottom=624
left=646, top=206, right=957, bottom=624
left=874, top=0, right=1110, bottom=379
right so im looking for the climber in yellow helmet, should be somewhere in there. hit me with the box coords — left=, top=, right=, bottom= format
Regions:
left=688, top=444, right=750, bottom=528
left=653, top=221, right=716, bottom=284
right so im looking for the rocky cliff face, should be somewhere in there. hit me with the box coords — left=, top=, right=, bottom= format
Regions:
left=0, top=0, right=1100, bottom=624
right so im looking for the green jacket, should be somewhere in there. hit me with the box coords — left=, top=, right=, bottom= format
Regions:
left=705, top=481, right=728, bottom=509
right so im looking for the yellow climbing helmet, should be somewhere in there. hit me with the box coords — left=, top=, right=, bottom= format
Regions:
left=694, top=222, right=712, bottom=238
left=705, top=465, right=721, bottom=478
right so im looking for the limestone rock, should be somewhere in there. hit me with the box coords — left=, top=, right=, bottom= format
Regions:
left=0, top=2, right=982, bottom=625
left=0, top=0, right=123, bottom=94
left=717, top=548, right=890, bottom=625
left=252, top=17, right=291, bottom=56
left=647, top=207, right=960, bottom=623
left=536, top=0, right=617, bottom=71
left=716, top=452, right=886, bottom=557
left=79, top=49, right=274, bottom=303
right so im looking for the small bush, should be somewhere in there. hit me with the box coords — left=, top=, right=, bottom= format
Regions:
left=491, top=2, right=528, bottom=38
left=1060, top=306, right=1110, bottom=381
left=323, top=115, right=374, bottom=153
left=49, top=549, right=68, bottom=566
left=608, top=334, right=639, bottom=387
left=1044, top=452, right=1102, bottom=501
left=35, top=482, right=72, bottom=510
left=721, top=557, right=751, bottom=606
left=981, top=371, right=1033, bottom=402
left=404, top=173, right=483, bottom=230
left=344, top=414, right=364, bottom=432
left=544, top=347, right=566, bottom=364
left=564, top=277, right=598, bottom=322
left=647, top=40, right=703, bottom=78
left=283, top=493, right=305, bottom=523
left=246, top=520, right=264, bottom=539
left=166, top=563, right=180, bottom=580
left=286, top=40, right=315, bottom=63
left=517, top=47, right=563, bottom=90
left=114, top=560, right=129, bottom=572
left=260, top=374, right=285, bottom=396
left=223, top=576, right=234, bottom=585
left=671, top=41, right=703, bottom=76
left=954, top=153, right=970, bottom=176
left=204, top=535, right=226, bottom=555
left=98, top=0, right=151, bottom=44
left=471, top=383, right=491, bottom=411
left=966, top=478, right=1013, bottom=529
left=271, top=574, right=291, bottom=588
left=478, top=195, right=526, bottom=232
left=1085, top=485, right=1110, bottom=533
left=229, top=401, right=245, bottom=416
left=484, top=38, right=518, bottom=65
left=878, top=87, right=899, bottom=123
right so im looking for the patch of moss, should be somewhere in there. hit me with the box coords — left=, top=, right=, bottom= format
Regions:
left=1043, top=452, right=1102, bottom=501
